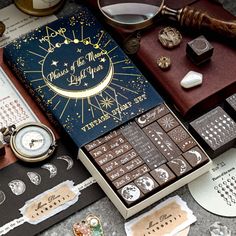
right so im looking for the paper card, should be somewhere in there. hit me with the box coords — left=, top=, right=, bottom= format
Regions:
left=188, top=148, right=236, bottom=217
left=0, top=67, right=38, bottom=131
left=0, top=4, right=57, bottom=48
left=125, top=196, right=196, bottom=236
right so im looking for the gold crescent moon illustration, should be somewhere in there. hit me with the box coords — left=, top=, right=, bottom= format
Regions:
left=43, top=58, right=114, bottom=99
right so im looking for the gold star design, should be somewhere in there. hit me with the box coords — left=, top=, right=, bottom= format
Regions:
left=100, top=97, right=114, bottom=109
left=77, top=48, right=82, bottom=53
left=100, top=58, right=106, bottom=62
left=51, top=60, right=58, bottom=66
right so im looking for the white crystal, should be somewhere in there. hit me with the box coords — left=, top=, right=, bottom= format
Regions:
left=209, top=222, right=231, bottom=236
left=180, top=71, right=203, bottom=89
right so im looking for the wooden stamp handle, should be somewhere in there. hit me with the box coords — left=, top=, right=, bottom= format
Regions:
left=179, top=6, right=236, bottom=39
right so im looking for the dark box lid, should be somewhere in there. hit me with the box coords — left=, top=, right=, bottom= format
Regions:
left=3, top=6, right=163, bottom=148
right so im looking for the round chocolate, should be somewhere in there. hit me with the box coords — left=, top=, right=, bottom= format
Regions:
left=158, top=27, right=182, bottom=49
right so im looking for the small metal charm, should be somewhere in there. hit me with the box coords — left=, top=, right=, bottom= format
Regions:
left=158, top=27, right=182, bottom=49
left=123, top=32, right=141, bottom=55
left=157, top=56, right=171, bottom=70
left=0, top=21, right=5, bottom=37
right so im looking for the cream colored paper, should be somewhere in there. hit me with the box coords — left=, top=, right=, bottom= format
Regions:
left=0, top=4, right=57, bottom=47
left=189, top=148, right=236, bottom=217
left=125, top=196, right=196, bottom=236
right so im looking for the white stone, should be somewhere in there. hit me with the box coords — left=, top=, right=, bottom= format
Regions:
left=180, top=71, right=203, bottom=89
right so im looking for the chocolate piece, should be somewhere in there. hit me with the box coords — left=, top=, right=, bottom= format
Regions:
left=186, top=35, right=214, bottom=65
left=130, top=164, right=150, bottom=180
left=107, top=135, right=127, bottom=149
left=226, top=93, right=236, bottom=119
left=135, top=104, right=169, bottom=128
left=0, top=141, right=5, bottom=157
left=107, top=157, right=143, bottom=181
left=168, top=126, right=189, bottom=144
left=144, top=122, right=182, bottom=161
left=121, top=122, right=166, bottom=169
left=118, top=183, right=143, bottom=205
left=95, top=142, right=132, bottom=166
left=167, top=156, right=192, bottom=177
left=157, top=113, right=179, bottom=132
left=134, top=173, right=159, bottom=194
left=89, top=143, right=110, bottom=159
left=182, top=147, right=209, bottom=167
left=150, top=164, right=176, bottom=186
left=101, top=149, right=138, bottom=173
left=178, top=137, right=197, bottom=152
left=113, top=173, right=133, bottom=189
left=190, top=106, right=236, bottom=155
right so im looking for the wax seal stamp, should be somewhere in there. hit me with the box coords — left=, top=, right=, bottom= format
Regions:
left=157, top=56, right=171, bottom=70
left=123, top=32, right=141, bottom=55
left=158, top=27, right=182, bottom=49
left=186, top=35, right=214, bottom=65
left=0, top=21, right=5, bottom=37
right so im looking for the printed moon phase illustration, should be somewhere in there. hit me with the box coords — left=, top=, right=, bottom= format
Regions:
left=171, top=159, right=187, bottom=174
left=27, top=172, right=42, bottom=185
left=0, top=190, right=6, bottom=205
left=155, top=168, right=169, bottom=182
left=8, top=180, right=26, bottom=196
left=41, top=163, right=58, bottom=178
left=188, top=150, right=202, bottom=164
left=57, top=155, right=74, bottom=170
left=136, top=176, right=155, bottom=191
left=121, top=184, right=141, bottom=202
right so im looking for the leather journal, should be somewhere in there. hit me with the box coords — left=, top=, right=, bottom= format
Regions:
left=87, top=0, right=236, bottom=117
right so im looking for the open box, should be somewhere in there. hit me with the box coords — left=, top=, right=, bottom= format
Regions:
left=79, top=103, right=212, bottom=219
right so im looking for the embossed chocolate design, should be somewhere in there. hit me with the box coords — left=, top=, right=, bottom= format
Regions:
left=57, top=155, right=74, bottom=170
left=41, top=163, right=58, bottom=178
left=27, top=172, right=41, bottom=186
left=8, top=180, right=26, bottom=196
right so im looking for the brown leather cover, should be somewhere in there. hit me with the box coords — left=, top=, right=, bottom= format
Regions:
left=86, top=0, right=236, bottom=117
left=0, top=49, right=59, bottom=169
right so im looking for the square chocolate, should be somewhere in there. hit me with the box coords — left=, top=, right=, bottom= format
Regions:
left=182, top=147, right=209, bottom=167
left=134, top=173, right=159, bottom=194
left=150, top=164, right=176, bottom=186
left=157, top=113, right=179, bottom=132
left=167, top=156, right=192, bottom=177
left=186, top=35, right=214, bottom=65
left=135, top=104, right=169, bottom=128
left=118, top=183, right=144, bottom=205
left=190, top=106, right=236, bottom=155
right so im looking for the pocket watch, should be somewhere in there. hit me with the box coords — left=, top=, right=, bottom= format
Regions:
left=5, top=122, right=56, bottom=163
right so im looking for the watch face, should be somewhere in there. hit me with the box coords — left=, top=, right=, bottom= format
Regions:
left=11, top=123, right=56, bottom=162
